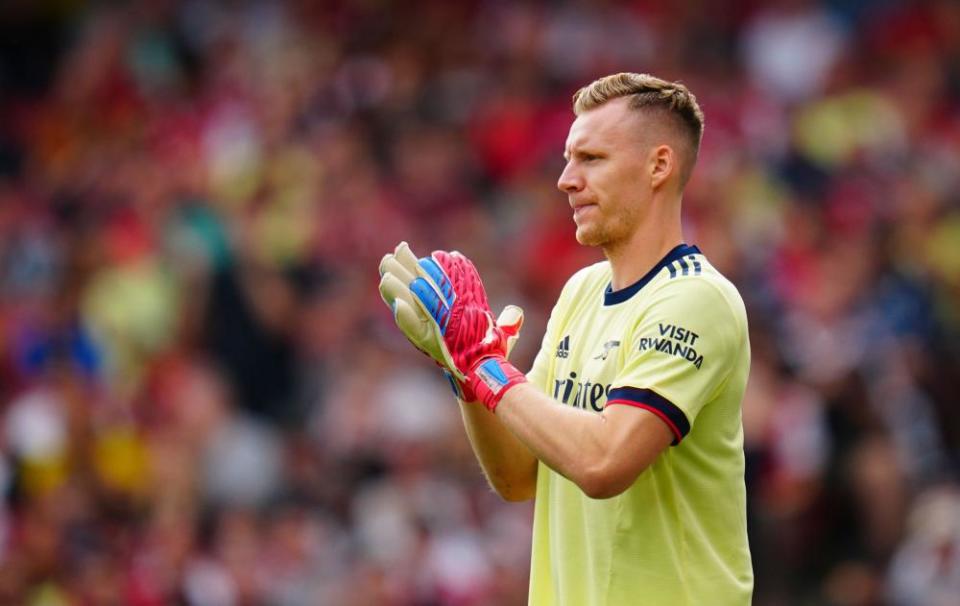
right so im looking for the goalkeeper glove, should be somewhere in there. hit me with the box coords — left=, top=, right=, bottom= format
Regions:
left=378, top=242, right=526, bottom=411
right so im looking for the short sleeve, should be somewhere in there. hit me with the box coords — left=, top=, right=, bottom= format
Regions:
left=607, top=279, right=745, bottom=444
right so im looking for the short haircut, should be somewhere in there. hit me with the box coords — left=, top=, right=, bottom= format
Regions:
left=573, top=73, right=705, bottom=186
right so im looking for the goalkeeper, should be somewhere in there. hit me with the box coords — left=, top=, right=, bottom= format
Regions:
left=380, top=73, right=753, bottom=606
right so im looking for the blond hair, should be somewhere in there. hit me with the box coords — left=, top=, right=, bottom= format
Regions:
left=573, top=73, right=704, bottom=185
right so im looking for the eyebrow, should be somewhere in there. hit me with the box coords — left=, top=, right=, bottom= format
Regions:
left=563, top=146, right=602, bottom=161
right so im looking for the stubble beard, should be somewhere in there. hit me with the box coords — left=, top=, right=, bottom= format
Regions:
left=575, top=203, right=640, bottom=255
left=575, top=222, right=608, bottom=247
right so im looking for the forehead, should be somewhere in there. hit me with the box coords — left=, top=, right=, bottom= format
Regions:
left=565, top=98, right=642, bottom=152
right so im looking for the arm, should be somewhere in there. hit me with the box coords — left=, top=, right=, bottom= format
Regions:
left=495, top=383, right=674, bottom=499
left=378, top=244, right=670, bottom=499
left=489, top=278, right=743, bottom=500
left=459, top=399, right=538, bottom=501
left=378, top=243, right=538, bottom=499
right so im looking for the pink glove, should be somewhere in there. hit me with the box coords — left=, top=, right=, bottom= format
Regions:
left=379, top=243, right=526, bottom=411
left=416, top=250, right=526, bottom=411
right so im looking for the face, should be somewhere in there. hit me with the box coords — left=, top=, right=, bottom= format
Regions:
left=557, top=98, right=652, bottom=249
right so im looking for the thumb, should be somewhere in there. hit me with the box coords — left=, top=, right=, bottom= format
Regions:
left=496, top=305, right=524, bottom=357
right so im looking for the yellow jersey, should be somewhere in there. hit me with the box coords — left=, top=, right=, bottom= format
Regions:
left=525, top=244, right=753, bottom=606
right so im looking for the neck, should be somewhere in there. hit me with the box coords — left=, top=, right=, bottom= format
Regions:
left=604, top=194, right=684, bottom=291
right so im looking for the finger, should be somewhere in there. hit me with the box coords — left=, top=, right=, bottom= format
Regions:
left=378, top=272, right=408, bottom=307
left=496, top=305, right=524, bottom=336
left=418, top=256, right=455, bottom=307
left=496, top=305, right=524, bottom=358
left=410, top=276, right=450, bottom=332
left=394, top=241, right=422, bottom=275
left=379, top=255, right=417, bottom=285
left=389, top=277, right=422, bottom=317
left=393, top=298, right=430, bottom=343
left=378, top=252, right=392, bottom=277
left=395, top=298, right=462, bottom=378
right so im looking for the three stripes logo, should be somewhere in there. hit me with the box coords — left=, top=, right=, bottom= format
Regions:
left=668, top=255, right=702, bottom=279
left=556, top=335, right=571, bottom=359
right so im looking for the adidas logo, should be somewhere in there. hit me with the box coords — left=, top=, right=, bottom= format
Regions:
left=667, top=255, right=702, bottom=279
left=556, top=335, right=571, bottom=359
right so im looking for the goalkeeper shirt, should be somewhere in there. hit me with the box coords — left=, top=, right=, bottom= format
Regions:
left=525, top=243, right=753, bottom=606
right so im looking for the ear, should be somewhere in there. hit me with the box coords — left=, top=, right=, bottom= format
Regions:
left=649, top=144, right=675, bottom=190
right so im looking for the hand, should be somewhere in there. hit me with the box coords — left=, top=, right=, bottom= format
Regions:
left=378, top=242, right=526, bottom=410
left=438, top=305, right=522, bottom=402
left=440, top=305, right=524, bottom=402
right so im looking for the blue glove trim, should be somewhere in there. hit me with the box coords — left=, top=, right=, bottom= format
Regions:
left=418, top=258, right=456, bottom=307
left=442, top=369, right=463, bottom=399
left=410, top=277, right=451, bottom=334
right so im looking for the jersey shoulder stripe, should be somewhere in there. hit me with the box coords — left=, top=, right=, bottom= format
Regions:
left=651, top=256, right=748, bottom=337
left=605, top=243, right=701, bottom=305
left=606, top=386, right=691, bottom=444
left=668, top=254, right=703, bottom=278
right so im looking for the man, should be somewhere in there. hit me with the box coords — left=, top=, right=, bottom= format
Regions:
left=380, top=73, right=753, bottom=605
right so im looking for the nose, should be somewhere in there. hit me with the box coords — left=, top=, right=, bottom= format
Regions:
left=557, top=162, right=584, bottom=194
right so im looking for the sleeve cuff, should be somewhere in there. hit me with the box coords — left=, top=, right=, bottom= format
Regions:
left=605, top=387, right=691, bottom=445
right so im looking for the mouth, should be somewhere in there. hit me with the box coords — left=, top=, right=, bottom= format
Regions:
left=573, top=203, right=597, bottom=220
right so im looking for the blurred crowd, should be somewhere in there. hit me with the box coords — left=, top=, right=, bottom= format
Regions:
left=0, top=0, right=958, bottom=604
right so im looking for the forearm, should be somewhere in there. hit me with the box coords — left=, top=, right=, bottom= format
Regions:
left=459, top=399, right=538, bottom=501
left=494, top=383, right=673, bottom=499
left=494, top=383, right=608, bottom=493
left=376, top=241, right=666, bottom=499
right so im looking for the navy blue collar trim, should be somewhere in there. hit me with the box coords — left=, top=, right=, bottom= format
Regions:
left=603, top=244, right=701, bottom=306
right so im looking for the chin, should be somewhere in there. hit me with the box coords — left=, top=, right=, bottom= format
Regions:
left=575, top=227, right=605, bottom=247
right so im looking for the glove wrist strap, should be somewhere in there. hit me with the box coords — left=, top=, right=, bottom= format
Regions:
left=466, top=356, right=527, bottom=412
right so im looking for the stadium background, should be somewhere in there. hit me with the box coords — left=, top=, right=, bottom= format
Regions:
left=0, top=0, right=958, bottom=604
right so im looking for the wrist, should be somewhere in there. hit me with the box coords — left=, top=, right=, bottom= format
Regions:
left=466, top=356, right=527, bottom=412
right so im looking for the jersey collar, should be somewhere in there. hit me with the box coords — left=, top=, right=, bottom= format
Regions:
left=603, top=243, right=701, bottom=306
